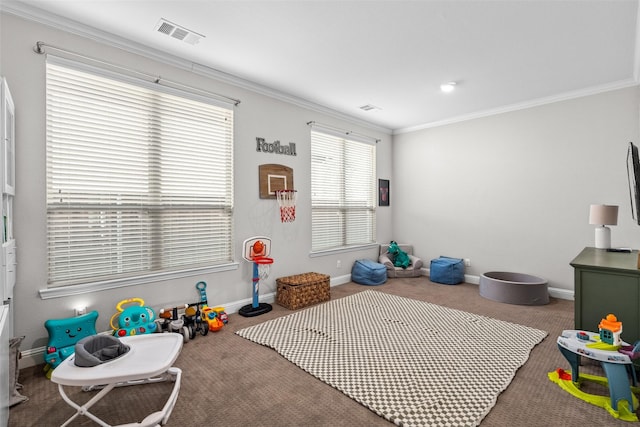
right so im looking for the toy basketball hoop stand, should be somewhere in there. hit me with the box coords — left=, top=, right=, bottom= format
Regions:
left=276, top=190, right=297, bottom=223
left=239, top=236, right=274, bottom=317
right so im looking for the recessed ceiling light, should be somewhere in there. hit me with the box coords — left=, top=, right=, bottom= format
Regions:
left=440, top=82, right=457, bottom=93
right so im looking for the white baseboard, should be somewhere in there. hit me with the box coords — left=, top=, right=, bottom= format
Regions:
left=19, top=348, right=45, bottom=370
left=547, top=287, right=574, bottom=300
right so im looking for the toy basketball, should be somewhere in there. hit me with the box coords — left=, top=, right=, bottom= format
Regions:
left=253, top=240, right=264, bottom=256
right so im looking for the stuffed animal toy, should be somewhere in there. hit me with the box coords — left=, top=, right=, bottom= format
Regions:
left=388, top=241, right=411, bottom=269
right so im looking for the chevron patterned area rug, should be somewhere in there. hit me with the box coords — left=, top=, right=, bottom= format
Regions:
left=236, top=290, right=547, bottom=427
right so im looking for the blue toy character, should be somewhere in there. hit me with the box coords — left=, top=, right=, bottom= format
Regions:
left=44, top=310, right=99, bottom=375
left=388, top=241, right=411, bottom=269
left=110, top=297, right=158, bottom=337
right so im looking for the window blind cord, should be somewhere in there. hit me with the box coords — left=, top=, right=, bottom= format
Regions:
left=33, top=41, right=241, bottom=106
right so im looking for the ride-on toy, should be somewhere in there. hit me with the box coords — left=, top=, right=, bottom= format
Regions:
left=202, top=306, right=224, bottom=332
left=157, top=304, right=190, bottom=343
left=183, top=302, right=209, bottom=338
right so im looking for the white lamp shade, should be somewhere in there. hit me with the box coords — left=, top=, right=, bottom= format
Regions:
left=589, top=204, right=618, bottom=226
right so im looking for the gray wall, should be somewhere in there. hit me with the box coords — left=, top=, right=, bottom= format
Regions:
left=392, top=86, right=640, bottom=295
left=1, top=12, right=393, bottom=365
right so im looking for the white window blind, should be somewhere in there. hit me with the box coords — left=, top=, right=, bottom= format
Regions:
left=46, top=59, right=234, bottom=287
left=311, top=130, right=376, bottom=252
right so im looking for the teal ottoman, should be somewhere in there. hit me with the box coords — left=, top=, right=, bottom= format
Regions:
left=352, top=259, right=387, bottom=286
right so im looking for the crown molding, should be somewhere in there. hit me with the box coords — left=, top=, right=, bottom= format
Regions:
left=394, top=79, right=639, bottom=135
left=1, top=1, right=392, bottom=136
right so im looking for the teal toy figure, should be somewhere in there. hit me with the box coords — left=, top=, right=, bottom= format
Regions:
left=44, top=310, right=98, bottom=377
left=110, top=297, right=158, bottom=337
left=388, top=241, right=411, bottom=269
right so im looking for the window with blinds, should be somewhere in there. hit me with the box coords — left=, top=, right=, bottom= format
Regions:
left=310, top=129, right=376, bottom=252
left=46, top=58, right=234, bottom=287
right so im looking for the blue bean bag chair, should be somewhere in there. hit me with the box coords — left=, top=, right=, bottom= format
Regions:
left=352, top=259, right=387, bottom=286
left=430, top=256, right=464, bottom=285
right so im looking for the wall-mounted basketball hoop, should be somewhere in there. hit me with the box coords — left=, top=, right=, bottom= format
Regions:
left=276, top=189, right=297, bottom=223
left=239, top=236, right=274, bottom=317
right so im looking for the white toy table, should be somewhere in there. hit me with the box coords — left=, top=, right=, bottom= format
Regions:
left=51, top=333, right=183, bottom=427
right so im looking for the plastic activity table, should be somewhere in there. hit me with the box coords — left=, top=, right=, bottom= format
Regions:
left=554, top=329, right=638, bottom=421
left=51, top=333, right=183, bottom=427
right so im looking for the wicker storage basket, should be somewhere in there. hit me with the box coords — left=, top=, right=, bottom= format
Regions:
left=276, top=272, right=330, bottom=310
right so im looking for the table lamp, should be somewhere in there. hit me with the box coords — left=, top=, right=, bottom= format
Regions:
left=589, top=204, right=618, bottom=249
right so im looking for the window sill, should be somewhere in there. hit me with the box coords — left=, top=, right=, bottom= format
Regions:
left=39, top=262, right=239, bottom=300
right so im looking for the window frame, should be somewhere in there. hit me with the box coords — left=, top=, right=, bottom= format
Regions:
left=42, top=56, right=236, bottom=297
left=310, top=127, right=377, bottom=254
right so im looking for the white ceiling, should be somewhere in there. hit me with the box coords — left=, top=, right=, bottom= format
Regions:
left=5, top=0, right=640, bottom=132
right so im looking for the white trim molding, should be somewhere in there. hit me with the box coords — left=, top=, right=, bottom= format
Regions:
left=395, top=79, right=639, bottom=135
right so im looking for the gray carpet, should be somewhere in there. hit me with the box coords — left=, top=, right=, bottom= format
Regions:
left=8, top=278, right=639, bottom=426
left=237, top=290, right=547, bottom=426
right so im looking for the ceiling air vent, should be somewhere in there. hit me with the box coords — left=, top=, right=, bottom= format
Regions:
left=359, top=104, right=382, bottom=112
left=155, top=19, right=205, bottom=45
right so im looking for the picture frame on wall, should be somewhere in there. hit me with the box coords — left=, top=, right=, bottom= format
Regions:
left=379, top=179, right=390, bottom=206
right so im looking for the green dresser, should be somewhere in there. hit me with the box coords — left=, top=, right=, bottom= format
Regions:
left=571, top=247, right=640, bottom=344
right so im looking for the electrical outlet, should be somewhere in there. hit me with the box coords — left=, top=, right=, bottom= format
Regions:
left=74, top=306, right=87, bottom=316
left=464, top=259, right=471, bottom=267
left=337, top=260, right=342, bottom=268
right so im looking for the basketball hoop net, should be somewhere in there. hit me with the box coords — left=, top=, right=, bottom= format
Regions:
left=254, top=256, right=273, bottom=280
left=276, top=190, right=297, bottom=223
